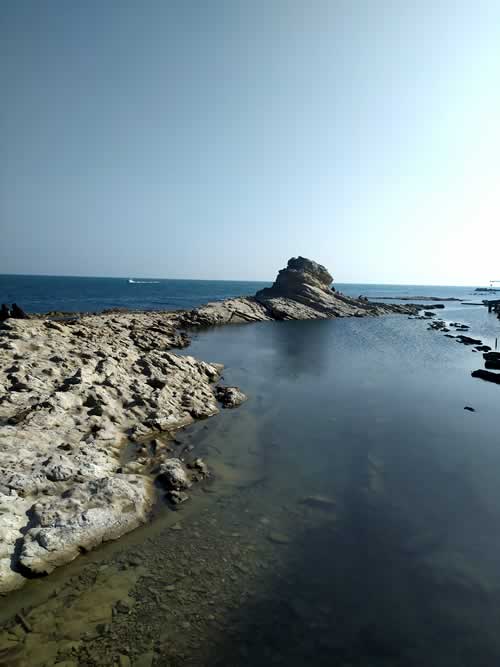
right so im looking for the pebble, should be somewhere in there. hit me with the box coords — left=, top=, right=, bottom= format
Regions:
left=300, top=495, right=336, bottom=509
left=115, top=599, right=131, bottom=614
left=267, top=532, right=291, bottom=545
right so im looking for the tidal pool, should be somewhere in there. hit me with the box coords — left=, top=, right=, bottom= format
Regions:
left=2, top=307, right=500, bottom=667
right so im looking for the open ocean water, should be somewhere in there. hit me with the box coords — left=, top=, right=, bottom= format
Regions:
left=0, top=273, right=494, bottom=313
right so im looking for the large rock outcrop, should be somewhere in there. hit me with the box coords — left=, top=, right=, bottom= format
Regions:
left=255, top=256, right=341, bottom=318
left=180, top=256, right=419, bottom=325
left=258, top=256, right=334, bottom=297
left=255, top=256, right=418, bottom=319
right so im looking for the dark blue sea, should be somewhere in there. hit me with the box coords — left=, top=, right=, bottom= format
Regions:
left=0, top=273, right=493, bottom=313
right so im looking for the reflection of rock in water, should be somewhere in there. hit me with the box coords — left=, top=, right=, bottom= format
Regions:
left=265, top=320, right=333, bottom=378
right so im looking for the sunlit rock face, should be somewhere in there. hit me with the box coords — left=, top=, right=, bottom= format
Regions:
left=179, top=256, right=419, bottom=325
left=260, top=256, right=334, bottom=296
left=255, top=256, right=359, bottom=320
left=0, top=313, right=224, bottom=594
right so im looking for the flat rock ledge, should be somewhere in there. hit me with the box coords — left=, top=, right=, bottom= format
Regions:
left=0, top=313, right=226, bottom=594
left=0, top=257, right=419, bottom=593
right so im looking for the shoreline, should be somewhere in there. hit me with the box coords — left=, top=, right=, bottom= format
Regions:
left=1, top=259, right=499, bottom=664
left=1, top=303, right=499, bottom=665
left=0, top=257, right=425, bottom=595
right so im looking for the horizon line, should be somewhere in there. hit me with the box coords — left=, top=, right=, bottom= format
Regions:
left=0, top=271, right=486, bottom=288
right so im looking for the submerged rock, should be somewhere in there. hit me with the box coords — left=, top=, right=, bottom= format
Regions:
left=188, top=457, right=209, bottom=478
left=299, top=495, right=337, bottom=510
left=169, top=489, right=190, bottom=504
left=158, top=458, right=191, bottom=490
left=267, top=531, right=291, bottom=545
left=215, top=385, right=247, bottom=408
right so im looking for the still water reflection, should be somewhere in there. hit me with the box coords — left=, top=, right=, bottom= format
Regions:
left=2, top=307, right=500, bottom=666
left=185, top=310, right=500, bottom=666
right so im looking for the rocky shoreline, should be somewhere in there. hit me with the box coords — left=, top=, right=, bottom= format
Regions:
left=0, top=258, right=421, bottom=594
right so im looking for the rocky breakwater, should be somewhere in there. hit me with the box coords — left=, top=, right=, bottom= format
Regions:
left=180, top=256, right=419, bottom=326
left=0, top=313, right=237, bottom=594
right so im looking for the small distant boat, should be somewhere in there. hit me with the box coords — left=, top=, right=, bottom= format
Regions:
left=127, top=278, right=160, bottom=284
left=128, top=279, right=135, bottom=284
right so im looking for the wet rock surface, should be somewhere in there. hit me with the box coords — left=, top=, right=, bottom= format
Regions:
left=214, top=385, right=247, bottom=409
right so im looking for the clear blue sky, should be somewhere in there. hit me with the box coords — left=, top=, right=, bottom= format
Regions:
left=2, top=1, right=500, bottom=284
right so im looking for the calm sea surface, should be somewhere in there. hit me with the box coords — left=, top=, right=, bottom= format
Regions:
left=177, top=307, right=500, bottom=666
left=2, top=276, right=500, bottom=665
left=0, top=273, right=494, bottom=313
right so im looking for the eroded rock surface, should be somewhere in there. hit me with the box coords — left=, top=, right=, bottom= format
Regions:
left=181, top=257, right=419, bottom=325
left=0, top=313, right=224, bottom=593
left=215, top=385, right=247, bottom=408
left=179, top=297, right=271, bottom=327
left=158, top=458, right=191, bottom=491
left=254, top=256, right=418, bottom=319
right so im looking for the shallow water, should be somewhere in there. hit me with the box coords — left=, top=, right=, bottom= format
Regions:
left=2, top=304, right=500, bottom=666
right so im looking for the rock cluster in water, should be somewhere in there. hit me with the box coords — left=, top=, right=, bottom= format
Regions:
left=0, top=256, right=419, bottom=593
